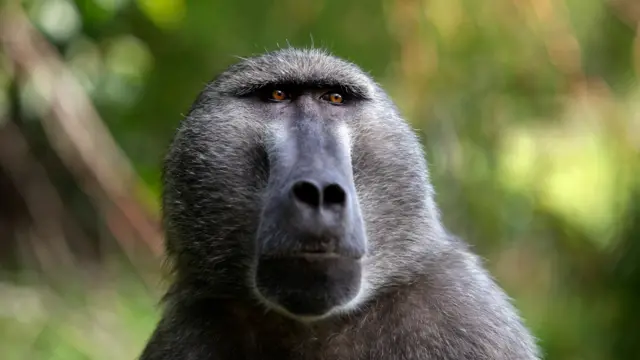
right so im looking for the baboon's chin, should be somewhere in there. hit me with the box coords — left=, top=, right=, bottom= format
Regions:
left=254, top=255, right=362, bottom=319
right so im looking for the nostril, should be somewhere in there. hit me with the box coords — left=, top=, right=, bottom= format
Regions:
left=292, top=181, right=321, bottom=208
left=323, top=184, right=346, bottom=206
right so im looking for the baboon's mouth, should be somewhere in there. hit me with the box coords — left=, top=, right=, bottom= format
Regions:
left=260, top=249, right=363, bottom=261
left=257, top=232, right=365, bottom=260
left=265, top=252, right=342, bottom=260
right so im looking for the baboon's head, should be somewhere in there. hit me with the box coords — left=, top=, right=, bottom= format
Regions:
left=163, top=48, right=443, bottom=321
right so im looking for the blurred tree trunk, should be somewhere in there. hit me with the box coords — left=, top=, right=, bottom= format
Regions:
left=0, top=1, right=162, bottom=282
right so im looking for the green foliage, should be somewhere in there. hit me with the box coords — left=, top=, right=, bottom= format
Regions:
left=0, top=268, right=158, bottom=360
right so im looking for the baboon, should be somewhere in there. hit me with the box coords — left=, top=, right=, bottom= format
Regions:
left=139, top=48, right=540, bottom=360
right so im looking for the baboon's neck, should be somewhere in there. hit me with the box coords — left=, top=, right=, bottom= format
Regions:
left=168, top=282, right=419, bottom=359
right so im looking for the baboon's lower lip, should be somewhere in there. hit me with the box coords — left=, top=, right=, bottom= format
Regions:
left=298, top=252, right=340, bottom=259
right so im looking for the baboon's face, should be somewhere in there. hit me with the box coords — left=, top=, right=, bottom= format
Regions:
left=247, top=85, right=368, bottom=319
left=164, top=49, right=434, bottom=321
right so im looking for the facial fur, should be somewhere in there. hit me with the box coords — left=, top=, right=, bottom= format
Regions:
left=162, top=48, right=447, bottom=320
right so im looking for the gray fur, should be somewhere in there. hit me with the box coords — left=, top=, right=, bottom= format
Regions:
left=140, top=47, right=540, bottom=359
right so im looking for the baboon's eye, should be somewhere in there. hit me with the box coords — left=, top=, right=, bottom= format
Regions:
left=270, top=89, right=288, bottom=101
left=321, top=92, right=344, bottom=105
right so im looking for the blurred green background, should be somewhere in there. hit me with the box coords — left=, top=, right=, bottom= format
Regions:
left=1, top=0, right=639, bottom=359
